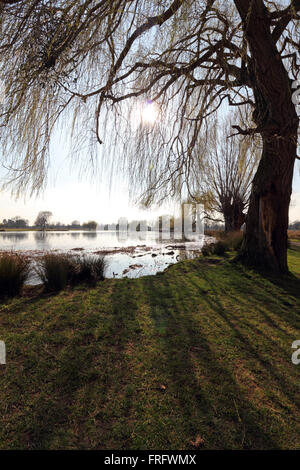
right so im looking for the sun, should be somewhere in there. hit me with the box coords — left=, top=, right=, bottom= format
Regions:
left=140, top=100, right=159, bottom=124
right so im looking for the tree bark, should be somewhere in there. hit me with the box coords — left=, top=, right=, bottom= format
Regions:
left=239, top=132, right=297, bottom=272
left=223, top=198, right=246, bottom=232
left=234, top=0, right=299, bottom=273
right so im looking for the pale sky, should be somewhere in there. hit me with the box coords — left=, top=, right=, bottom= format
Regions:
left=0, top=139, right=175, bottom=225
left=1, top=159, right=299, bottom=225
left=0, top=181, right=168, bottom=225
left=0, top=126, right=300, bottom=225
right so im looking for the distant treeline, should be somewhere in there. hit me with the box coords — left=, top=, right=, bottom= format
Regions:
left=0, top=217, right=98, bottom=231
left=1, top=217, right=29, bottom=229
left=2, top=216, right=299, bottom=232
left=289, top=220, right=300, bottom=230
left=1, top=217, right=225, bottom=232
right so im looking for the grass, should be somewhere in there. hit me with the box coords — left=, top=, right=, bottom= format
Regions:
left=202, top=231, right=243, bottom=256
left=36, top=254, right=75, bottom=292
left=0, top=247, right=299, bottom=449
left=71, top=255, right=107, bottom=285
left=36, top=253, right=107, bottom=291
left=0, top=253, right=30, bottom=297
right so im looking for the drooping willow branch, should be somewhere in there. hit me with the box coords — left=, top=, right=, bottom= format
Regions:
left=0, top=0, right=298, bottom=200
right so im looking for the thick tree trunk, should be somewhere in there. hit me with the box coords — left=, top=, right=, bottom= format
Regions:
left=234, top=0, right=299, bottom=273
left=223, top=199, right=246, bottom=232
left=239, top=132, right=297, bottom=272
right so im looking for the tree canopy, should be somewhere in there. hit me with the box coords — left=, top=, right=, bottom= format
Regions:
left=0, top=0, right=299, bottom=271
left=190, top=110, right=260, bottom=231
left=0, top=0, right=298, bottom=194
left=34, top=210, right=52, bottom=230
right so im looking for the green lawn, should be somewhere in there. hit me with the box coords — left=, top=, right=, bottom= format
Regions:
left=0, top=247, right=300, bottom=450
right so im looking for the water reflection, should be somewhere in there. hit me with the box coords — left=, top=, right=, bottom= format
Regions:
left=0, top=230, right=208, bottom=258
left=70, top=232, right=80, bottom=239
left=34, top=231, right=51, bottom=250
left=0, top=230, right=212, bottom=283
left=82, top=232, right=97, bottom=238
left=1, top=232, right=29, bottom=243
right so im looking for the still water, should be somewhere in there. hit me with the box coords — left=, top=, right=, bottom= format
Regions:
left=0, top=230, right=209, bottom=282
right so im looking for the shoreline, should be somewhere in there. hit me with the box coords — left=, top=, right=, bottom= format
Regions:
left=0, top=240, right=207, bottom=284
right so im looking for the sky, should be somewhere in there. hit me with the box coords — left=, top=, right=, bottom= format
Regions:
left=0, top=106, right=300, bottom=226
left=0, top=130, right=175, bottom=225
left=1, top=152, right=299, bottom=226
left=0, top=180, right=168, bottom=226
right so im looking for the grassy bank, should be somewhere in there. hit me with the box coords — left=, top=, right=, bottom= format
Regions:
left=0, top=247, right=300, bottom=450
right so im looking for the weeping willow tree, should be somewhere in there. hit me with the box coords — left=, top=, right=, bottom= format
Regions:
left=189, top=110, right=261, bottom=232
left=0, top=0, right=299, bottom=272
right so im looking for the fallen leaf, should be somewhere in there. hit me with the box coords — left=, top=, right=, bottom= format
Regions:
left=190, top=435, right=205, bottom=448
left=157, top=384, right=167, bottom=392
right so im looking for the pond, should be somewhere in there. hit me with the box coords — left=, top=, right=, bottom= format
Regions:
left=0, top=230, right=212, bottom=283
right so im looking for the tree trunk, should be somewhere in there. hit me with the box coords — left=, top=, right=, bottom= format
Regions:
left=234, top=0, right=299, bottom=273
left=239, top=133, right=296, bottom=272
left=223, top=199, right=246, bottom=232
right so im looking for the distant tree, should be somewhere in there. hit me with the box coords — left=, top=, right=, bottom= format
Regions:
left=289, top=220, right=300, bottom=230
left=12, top=216, right=29, bottom=229
left=34, top=211, right=53, bottom=231
left=191, top=113, right=260, bottom=232
left=2, top=216, right=29, bottom=229
left=82, top=221, right=97, bottom=231
left=71, top=220, right=81, bottom=229
left=205, top=222, right=225, bottom=232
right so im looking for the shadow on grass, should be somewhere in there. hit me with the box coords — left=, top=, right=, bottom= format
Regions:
left=194, top=262, right=299, bottom=406
left=142, top=277, right=274, bottom=449
left=0, top=279, right=143, bottom=449
left=141, top=258, right=300, bottom=449
left=1, top=257, right=299, bottom=450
